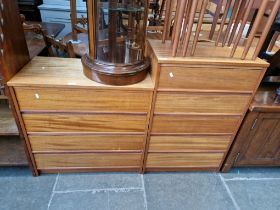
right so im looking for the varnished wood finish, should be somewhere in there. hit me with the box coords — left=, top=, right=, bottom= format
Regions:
left=0, top=0, right=30, bottom=83
left=34, top=153, right=142, bottom=170
left=223, top=88, right=280, bottom=172
left=23, top=114, right=147, bottom=133
left=158, top=66, right=263, bottom=92
left=144, top=39, right=268, bottom=172
left=146, top=153, right=224, bottom=168
left=15, top=87, right=152, bottom=113
left=154, top=92, right=251, bottom=114
left=149, top=135, right=231, bottom=152
left=8, top=56, right=153, bottom=174
left=7, top=57, right=154, bottom=90
left=152, top=115, right=240, bottom=134
left=30, top=135, right=144, bottom=152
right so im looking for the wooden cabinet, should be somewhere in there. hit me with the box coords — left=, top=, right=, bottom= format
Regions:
left=0, top=1, right=30, bottom=168
left=7, top=57, right=154, bottom=174
left=222, top=88, right=280, bottom=171
left=144, top=40, right=268, bottom=172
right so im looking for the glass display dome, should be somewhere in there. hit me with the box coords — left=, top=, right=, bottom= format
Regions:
left=82, top=0, right=150, bottom=85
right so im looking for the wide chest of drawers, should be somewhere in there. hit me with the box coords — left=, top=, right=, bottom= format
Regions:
left=144, top=40, right=269, bottom=172
left=7, top=57, right=154, bottom=175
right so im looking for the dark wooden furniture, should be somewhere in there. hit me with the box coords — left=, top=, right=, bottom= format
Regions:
left=17, top=0, right=42, bottom=21
left=24, top=22, right=65, bottom=58
left=0, top=0, right=31, bottom=169
left=222, top=87, right=280, bottom=171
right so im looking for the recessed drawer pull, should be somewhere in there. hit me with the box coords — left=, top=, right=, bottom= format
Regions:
left=34, top=93, right=40, bottom=99
left=169, top=72, right=174, bottom=78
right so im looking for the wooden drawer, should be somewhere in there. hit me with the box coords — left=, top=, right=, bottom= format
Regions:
left=15, top=87, right=152, bottom=113
left=23, top=114, right=147, bottom=133
left=146, top=153, right=224, bottom=168
left=149, top=135, right=231, bottom=152
left=158, top=66, right=262, bottom=91
left=152, top=115, right=240, bottom=134
left=34, top=153, right=141, bottom=169
left=30, top=135, right=144, bottom=152
left=155, top=92, right=251, bottom=114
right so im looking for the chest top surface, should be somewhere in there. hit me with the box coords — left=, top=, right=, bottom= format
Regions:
left=7, top=57, right=154, bottom=90
left=147, top=40, right=269, bottom=68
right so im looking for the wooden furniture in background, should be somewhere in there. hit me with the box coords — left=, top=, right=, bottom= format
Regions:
left=70, top=0, right=88, bottom=41
left=7, top=57, right=154, bottom=175
left=143, top=39, right=268, bottom=172
left=222, top=87, right=280, bottom=172
left=0, top=0, right=30, bottom=169
left=44, top=35, right=76, bottom=58
left=162, top=0, right=280, bottom=60
left=23, top=21, right=65, bottom=58
left=17, top=0, right=42, bottom=21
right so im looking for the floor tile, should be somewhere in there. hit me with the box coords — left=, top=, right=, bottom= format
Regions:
left=144, top=172, right=236, bottom=210
left=0, top=189, right=51, bottom=210
left=0, top=167, right=56, bottom=192
left=0, top=167, right=56, bottom=210
left=109, top=190, right=146, bottom=210
left=222, top=167, right=280, bottom=180
left=49, top=191, right=109, bottom=210
left=55, top=173, right=142, bottom=191
left=226, top=179, right=280, bottom=210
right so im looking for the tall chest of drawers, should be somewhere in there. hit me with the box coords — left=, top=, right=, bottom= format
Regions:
left=7, top=57, right=154, bottom=175
left=144, top=40, right=269, bottom=172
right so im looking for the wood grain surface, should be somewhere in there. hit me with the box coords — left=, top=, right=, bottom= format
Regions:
left=29, top=135, right=144, bottom=152
left=152, top=115, right=240, bottom=134
left=15, top=87, right=152, bottom=113
left=149, top=135, right=231, bottom=152
left=155, top=92, right=251, bottom=114
left=146, top=153, right=224, bottom=168
left=34, top=153, right=142, bottom=169
left=23, top=114, right=147, bottom=133
left=158, top=66, right=263, bottom=91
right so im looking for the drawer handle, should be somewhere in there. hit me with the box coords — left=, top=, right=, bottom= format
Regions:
left=35, top=93, right=40, bottom=99
left=169, top=72, right=174, bottom=78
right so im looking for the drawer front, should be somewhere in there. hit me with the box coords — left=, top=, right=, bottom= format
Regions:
left=34, top=153, right=141, bottom=169
left=30, top=135, right=144, bottom=152
left=149, top=136, right=231, bottom=152
left=152, top=115, right=240, bottom=134
left=146, top=153, right=224, bottom=168
left=155, top=92, right=251, bottom=114
left=23, top=114, right=147, bottom=133
left=159, top=66, right=262, bottom=91
left=15, top=87, right=152, bottom=113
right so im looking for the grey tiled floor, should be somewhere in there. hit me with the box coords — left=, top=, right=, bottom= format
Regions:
left=0, top=167, right=280, bottom=210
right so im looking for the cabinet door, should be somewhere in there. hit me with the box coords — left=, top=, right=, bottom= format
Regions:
left=236, top=113, right=280, bottom=166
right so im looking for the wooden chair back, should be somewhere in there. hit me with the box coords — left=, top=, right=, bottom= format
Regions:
left=44, top=35, right=76, bottom=58
left=70, top=0, right=88, bottom=40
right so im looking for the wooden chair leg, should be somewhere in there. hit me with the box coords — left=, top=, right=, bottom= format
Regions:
left=228, top=0, right=247, bottom=46
left=209, top=0, right=223, bottom=40
left=268, top=32, right=280, bottom=52
left=182, top=0, right=199, bottom=56
left=253, top=0, right=280, bottom=60
left=230, top=0, right=254, bottom=57
left=215, top=0, right=233, bottom=46
left=241, top=0, right=270, bottom=60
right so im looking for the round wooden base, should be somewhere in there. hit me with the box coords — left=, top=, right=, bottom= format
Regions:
left=82, top=54, right=150, bottom=86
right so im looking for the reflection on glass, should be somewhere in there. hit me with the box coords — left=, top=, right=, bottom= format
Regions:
left=95, top=0, right=146, bottom=64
